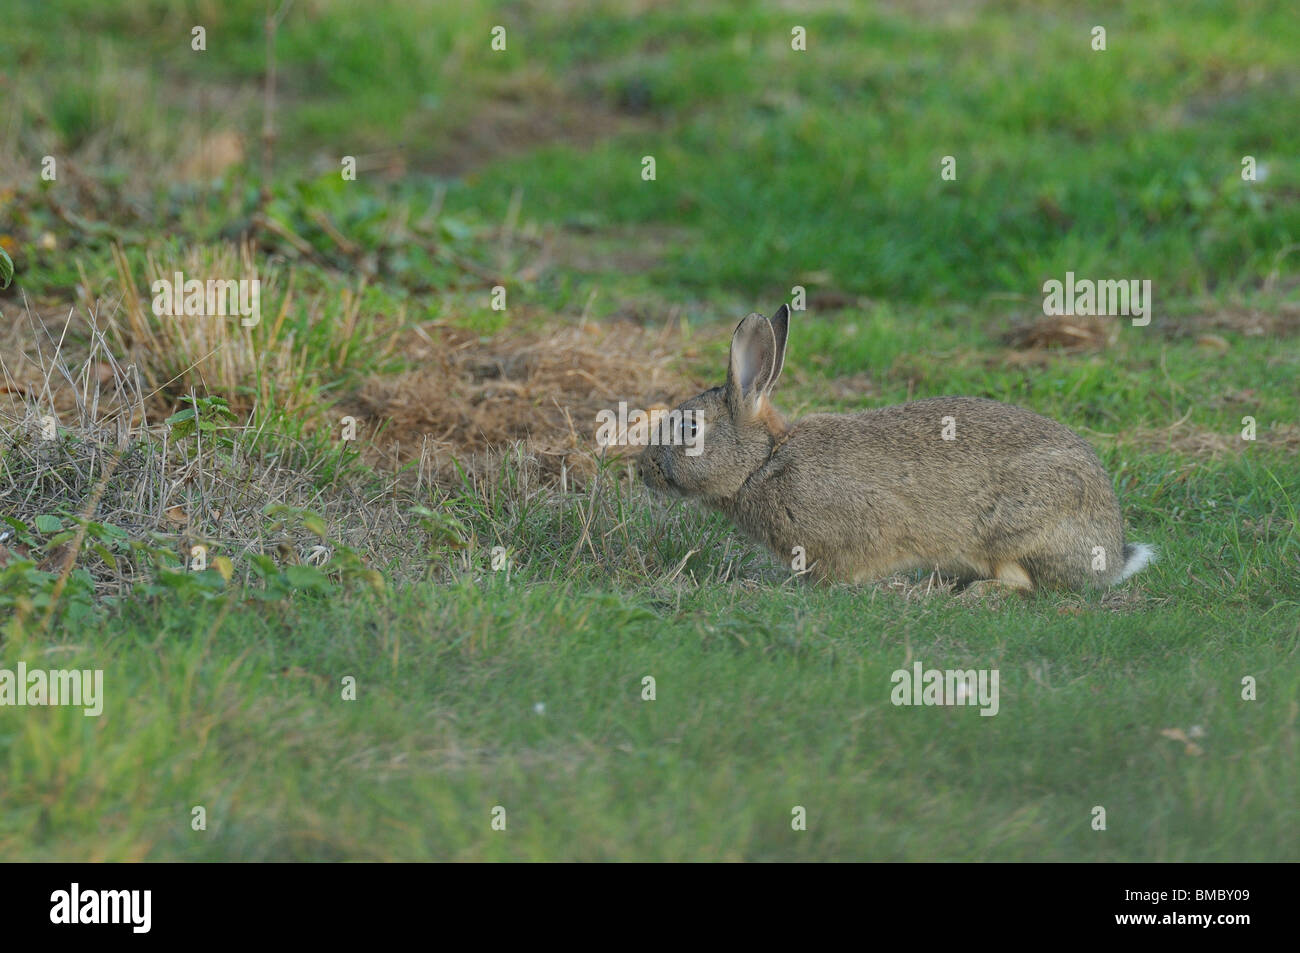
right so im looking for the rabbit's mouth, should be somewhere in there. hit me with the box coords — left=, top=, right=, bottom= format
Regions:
left=637, top=448, right=678, bottom=495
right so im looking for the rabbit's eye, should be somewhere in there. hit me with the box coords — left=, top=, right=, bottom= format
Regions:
left=681, top=416, right=698, bottom=440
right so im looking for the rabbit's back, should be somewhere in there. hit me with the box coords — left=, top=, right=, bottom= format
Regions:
left=728, top=396, right=1127, bottom=587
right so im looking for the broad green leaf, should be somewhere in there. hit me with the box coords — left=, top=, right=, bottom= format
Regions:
left=35, top=514, right=62, bottom=534
left=284, top=564, right=333, bottom=591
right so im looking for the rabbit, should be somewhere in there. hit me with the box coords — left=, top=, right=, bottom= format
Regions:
left=638, top=305, right=1155, bottom=591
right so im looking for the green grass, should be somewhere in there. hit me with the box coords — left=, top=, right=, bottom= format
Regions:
left=449, top=0, right=1300, bottom=303
left=5, top=569, right=1296, bottom=861
left=1, top=0, right=1297, bottom=860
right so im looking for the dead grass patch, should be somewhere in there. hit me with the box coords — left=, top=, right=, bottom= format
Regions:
left=1158, top=303, right=1300, bottom=339
left=346, top=319, right=711, bottom=485
left=1086, top=418, right=1300, bottom=459
left=1001, top=314, right=1119, bottom=352
left=423, top=68, right=651, bottom=176
left=0, top=306, right=427, bottom=599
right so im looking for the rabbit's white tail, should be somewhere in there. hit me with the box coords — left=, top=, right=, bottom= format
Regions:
left=1116, top=542, right=1157, bottom=582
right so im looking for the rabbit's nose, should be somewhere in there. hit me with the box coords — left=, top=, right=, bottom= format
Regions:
left=636, top=447, right=662, bottom=487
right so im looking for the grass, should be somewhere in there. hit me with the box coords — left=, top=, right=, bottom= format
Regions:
left=4, top=547, right=1296, bottom=861
left=0, top=0, right=1297, bottom=861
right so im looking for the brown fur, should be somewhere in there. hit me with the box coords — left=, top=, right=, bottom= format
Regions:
left=639, top=307, right=1154, bottom=591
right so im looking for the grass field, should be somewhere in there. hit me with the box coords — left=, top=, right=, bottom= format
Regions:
left=0, top=0, right=1297, bottom=861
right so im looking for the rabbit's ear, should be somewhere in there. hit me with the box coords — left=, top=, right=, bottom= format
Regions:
left=727, top=312, right=778, bottom=417
left=767, top=304, right=790, bottom=391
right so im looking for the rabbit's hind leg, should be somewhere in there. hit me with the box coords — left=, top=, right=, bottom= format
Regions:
left=993, top=561, right=1034, bottom=590
left=951, top=561, right=1033, bottom=598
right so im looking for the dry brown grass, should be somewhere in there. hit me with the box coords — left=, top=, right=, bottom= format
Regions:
left=1158, top=302, right=1300, bottom=339
left=0, top=304, right=424, bottom=596
left=346, top=317, right=710, bottom=485
left=1001, top=313, right=1119, bottom=352
left=1119, top=420, right=1300, bottom=459
left=424, top=66, right=653, bottom=176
